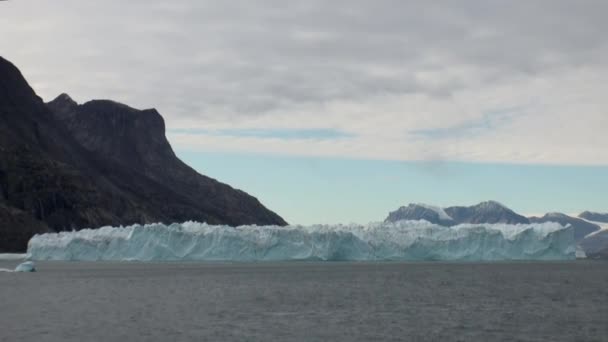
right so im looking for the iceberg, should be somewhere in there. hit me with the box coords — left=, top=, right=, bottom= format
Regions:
left=0, top=261, right=36, bottom=273
left=27, top=221, right=575, bottom=262
left=14, top=261, right=36, bottom=272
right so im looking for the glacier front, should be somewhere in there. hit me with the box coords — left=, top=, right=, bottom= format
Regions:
left=27, top=221, right=575, bottom=262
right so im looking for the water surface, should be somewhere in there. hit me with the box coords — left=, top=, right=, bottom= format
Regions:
left=0, top=261, right=606, bottom=341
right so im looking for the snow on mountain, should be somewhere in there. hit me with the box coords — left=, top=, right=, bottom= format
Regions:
left=414, top=204, right=453, bottom=221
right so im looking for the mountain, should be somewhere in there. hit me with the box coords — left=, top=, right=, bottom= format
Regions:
left=384, top=202, right=608, bottom=259
left=580, top=230, right=608, bottom=258
left=0, top=56, right=286, bottom=252
left=385, top=203, right=456, bottom=226
left=530, top=213, right=607, bottom=258
left=0, top=205, right=51, bottom=252
left=46, top=94, right=285, bottom=227
left=444, top=201, right=530, bottom=225
left=385, top=201, right=529, bottom=226
left=578, top=211, right=608, bottom=223
left=529, top=213, right=600, bottom=242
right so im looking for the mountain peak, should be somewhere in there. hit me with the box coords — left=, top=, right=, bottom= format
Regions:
left=444, top=201, right=529, bottom=225
left=545, top=212, right=567, bottom=218
left=78, top=99, right=162, bottom=122
left=47, top=93, right=79, bottom=119
left=477, top=200, right=509, bottom=210
left=579, top=211, right=608, bottom=223
left=82, top=98, right=135, bottom=110
left=53, top=93, right=77, bottom=104
left=385, top=203, right=456, bottom=225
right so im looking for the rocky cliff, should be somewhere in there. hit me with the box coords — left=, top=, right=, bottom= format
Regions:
left=0, top=56, right=286, bottom=252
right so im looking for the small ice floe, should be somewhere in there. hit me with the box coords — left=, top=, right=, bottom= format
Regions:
left=14, top=261, right=36, bottom=272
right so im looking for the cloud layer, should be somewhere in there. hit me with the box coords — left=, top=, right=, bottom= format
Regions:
left=3, top=0, right=608, bottom=164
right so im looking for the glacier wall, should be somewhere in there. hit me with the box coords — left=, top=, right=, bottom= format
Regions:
left=26, top=221, right=575, bottom=262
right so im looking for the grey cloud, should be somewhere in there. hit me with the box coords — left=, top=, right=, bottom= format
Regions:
left=2, top=0, right=608, bottom=122
left=410, top=106, right=528, bottom=140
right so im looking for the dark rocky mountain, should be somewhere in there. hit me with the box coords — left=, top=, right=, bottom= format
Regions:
left=529, top=213, right=600, bottom=242
left=385, top=203, right=456, bottom=226
left=0, top=205, right=51, bottom=252
left=578, top=211, right=608, bottom=223
left=46, top=93, right=286, bottom=227
left=444, top=201, right=530, bottom=225
left=0, top=56, right=286, bottom=252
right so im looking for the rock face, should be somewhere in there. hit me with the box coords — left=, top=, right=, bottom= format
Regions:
left=385, top=204, right=456, bottom=226
left=529, top=213, right=600, bottom=242
left=579, top=211, right=608, bottom=223
left=0, top=205, right=51, bottom=252
left=46, top=95, right=286, bottom=227
left=0, top=56, right=286, bottom=252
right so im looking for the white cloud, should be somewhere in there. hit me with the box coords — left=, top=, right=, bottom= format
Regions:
left=2, top=0, right=608, bottom=164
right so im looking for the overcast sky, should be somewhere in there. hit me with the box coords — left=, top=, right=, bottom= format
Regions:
left=3, top=1, right=608, bottom=165
left=2, top=1, right=608, bottom=222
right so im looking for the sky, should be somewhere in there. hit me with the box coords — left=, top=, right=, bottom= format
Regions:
left=2, top=0, right=607, bottom=224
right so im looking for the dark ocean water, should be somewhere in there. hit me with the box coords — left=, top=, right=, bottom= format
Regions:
left=0, top=261, right=607, bottom=342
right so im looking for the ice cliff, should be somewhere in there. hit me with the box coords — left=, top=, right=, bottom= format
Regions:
left=27, top=221, right=575, bottom=262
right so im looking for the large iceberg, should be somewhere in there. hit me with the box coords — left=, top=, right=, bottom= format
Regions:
left=27, top=221, right=575, bottom=262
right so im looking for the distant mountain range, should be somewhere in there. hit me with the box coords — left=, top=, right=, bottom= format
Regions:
left=386, top=201, right=529, bottom=226
left=0, top=56, right=286, bottom=252
left=385, top=202, right=608, bottom=259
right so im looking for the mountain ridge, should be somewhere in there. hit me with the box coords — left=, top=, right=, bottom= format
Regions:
left=0, top=56, right=286, bottom=252
left=385, top=201, right=530, bottom=226
left=384, top=202, right=606, bottom=258
left=47, top=93, right=286, bottom=226
left=579, top=211, right=608, bottom=223
left=529, top=212, right=600, bottom=241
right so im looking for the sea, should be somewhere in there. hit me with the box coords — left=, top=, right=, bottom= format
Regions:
left=0, top=260, right=607, bottom=341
